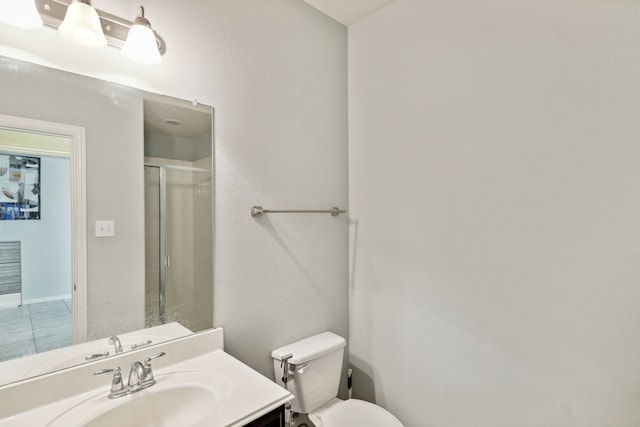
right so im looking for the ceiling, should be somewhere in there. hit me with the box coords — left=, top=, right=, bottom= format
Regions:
left=144, top=99, right=212, bottom=140
left=302, top=0, right=397, bottom=26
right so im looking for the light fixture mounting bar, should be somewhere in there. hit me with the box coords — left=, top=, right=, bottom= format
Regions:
left=34, top=0, right=166, bottom=55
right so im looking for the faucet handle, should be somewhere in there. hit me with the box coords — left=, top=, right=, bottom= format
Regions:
left=94, top=366, right=120, bottom=376
left=94, top=366, right=125, bottom=395
left=131, top=340, right=153, bottom=350
left=143, top=352, right=167, bottom=383
left=144, top=351, right=167, bottom=364
left=85, top=351, right=110, bottom=360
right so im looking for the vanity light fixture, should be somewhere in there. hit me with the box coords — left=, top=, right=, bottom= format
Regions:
left=121, top=6, right=161, bottom=65
left=0, top=0, right=166, bottom=64
left=58, top=0, right=107, bottom=47
left=0, top=0, right=43, bottom=29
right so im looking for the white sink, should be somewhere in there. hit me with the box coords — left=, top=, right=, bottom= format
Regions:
left=47, top=371, right=232, bottom=427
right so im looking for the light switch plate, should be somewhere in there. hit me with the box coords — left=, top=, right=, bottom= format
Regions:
left=95, top=220, right=115, bottom=237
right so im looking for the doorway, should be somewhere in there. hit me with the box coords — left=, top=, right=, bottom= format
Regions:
left=0, top=114, right=86, bottom=362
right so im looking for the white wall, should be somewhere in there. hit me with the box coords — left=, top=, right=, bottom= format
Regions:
left=349, top=1, right=640, bottom=426
left=0, top=156, right=71, bottom=303
left=0, top=0, right=348, bottom=377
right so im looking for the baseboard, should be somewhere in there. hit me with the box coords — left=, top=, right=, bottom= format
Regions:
left=22, top=294, right=72, bottom=305
left=0, top=293, right=21, bottom=309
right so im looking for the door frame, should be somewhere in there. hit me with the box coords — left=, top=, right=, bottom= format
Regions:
left=0, top=113, right=87, bottom=344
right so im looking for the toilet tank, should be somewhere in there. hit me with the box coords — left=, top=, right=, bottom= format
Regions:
left=271, top=332, right=346, bottom=414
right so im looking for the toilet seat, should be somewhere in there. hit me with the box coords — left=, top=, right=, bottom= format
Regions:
left=309, top=399, right=403, bottom=427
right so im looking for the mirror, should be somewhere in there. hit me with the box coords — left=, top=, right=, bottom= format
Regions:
left=0, top=55, right=214, bottom=385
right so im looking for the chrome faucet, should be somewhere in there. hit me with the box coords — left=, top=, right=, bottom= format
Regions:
left=128, top=361, right=147, bottom=388
left=108, top=335, right=123, bottom=354
left=94, top=352, right=167, bottom=399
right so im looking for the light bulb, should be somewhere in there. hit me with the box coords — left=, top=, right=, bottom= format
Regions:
left=59, top=0, right=107, bottom=47
left=122, top=6, right=161, bottom=64
left=122, top=24, right=161, bottom=64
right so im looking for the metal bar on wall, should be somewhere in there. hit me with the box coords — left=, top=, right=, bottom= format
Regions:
left=251, top=206, right=346, bottom=217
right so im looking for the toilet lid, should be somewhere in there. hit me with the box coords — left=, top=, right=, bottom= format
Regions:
left=311, top=399, right=403, bottom=427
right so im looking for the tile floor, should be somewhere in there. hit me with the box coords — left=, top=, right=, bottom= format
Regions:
left=0, top=299, right=72, bottom=362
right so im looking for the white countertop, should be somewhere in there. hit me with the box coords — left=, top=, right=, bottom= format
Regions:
left=0, top=328, right=292, bottom=426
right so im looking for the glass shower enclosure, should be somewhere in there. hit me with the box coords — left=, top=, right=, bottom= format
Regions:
left=143, top=97, right=213, bottom=333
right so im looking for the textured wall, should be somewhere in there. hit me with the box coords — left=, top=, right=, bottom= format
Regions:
left=349, top=1, right=640, bottom=426
left=0, top=0, right=348, bottom=378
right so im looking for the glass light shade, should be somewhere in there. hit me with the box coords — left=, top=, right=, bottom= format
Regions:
left=0, top=0, right=43, bottom=29
left=58, top=0, right=107, bottom=47
left=122, top=24, right=161, bottom=64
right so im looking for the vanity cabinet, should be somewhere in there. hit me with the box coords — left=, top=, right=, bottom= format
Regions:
left=243, top=405, right=284, bottom=427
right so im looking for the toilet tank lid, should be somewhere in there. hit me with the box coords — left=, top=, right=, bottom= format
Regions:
left=271, top=332, right=346, bottom=364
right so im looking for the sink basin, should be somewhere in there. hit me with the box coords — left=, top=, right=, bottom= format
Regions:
left=47, top=371, right=232, bottom=427
left=86, top=386, right=213, bottom=427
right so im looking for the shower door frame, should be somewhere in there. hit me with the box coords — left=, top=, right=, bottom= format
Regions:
left=144, top=164, right=167, bottom=323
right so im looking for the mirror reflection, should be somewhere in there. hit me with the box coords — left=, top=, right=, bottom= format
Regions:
left=0, top=55, right=214, bottom=385
left=143, top=98, right=213, bottom=332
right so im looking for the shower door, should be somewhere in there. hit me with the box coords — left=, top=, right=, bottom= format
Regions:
left=144, top=163, right=213, bottom=331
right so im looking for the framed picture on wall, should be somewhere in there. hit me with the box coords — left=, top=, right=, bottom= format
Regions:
left=0, top=153, right=40, bottom=220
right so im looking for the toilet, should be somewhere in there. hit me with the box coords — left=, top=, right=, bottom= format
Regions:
left=271, top=332, right=403, bottom=427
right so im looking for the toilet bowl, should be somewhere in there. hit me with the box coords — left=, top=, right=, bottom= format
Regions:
left=271, top=332, right=403, bottom=427
left=309, top=397, right=403, bottom=427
